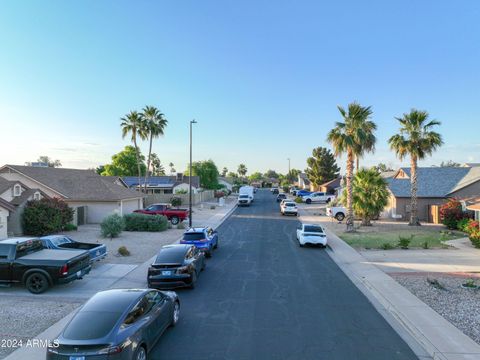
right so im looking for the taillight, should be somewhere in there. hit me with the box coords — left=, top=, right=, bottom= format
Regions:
left=176, top=266, right=189, bottom=274
left=59, top=264, right=68, bottom=276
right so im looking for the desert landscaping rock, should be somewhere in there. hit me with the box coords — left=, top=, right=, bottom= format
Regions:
left=393, top=274, right=480, bottom=345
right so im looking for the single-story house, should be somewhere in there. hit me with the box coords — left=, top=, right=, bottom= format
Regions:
left=0, top=165, right=143, bottom=225
left=218, top=177, right=234, bottom=191
left=384, top=166, right=480, bottom=222
left=317, top=177, right=342, bottom=194
left=123, top=173, right=200, bottom=195
left=298, top=173, right=311, bottom=190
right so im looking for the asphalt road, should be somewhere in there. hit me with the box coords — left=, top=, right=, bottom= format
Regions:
left=150, top=190, right=418, bottom=360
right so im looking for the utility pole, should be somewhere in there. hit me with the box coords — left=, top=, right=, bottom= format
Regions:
left=287, top=158, right=291, bottom=180
left=189, top=119, right=197, bottom=228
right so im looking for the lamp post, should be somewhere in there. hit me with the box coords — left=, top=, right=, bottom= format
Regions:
left=287, top=158, right=291, bottom=182
left=189, top=119, right=197, bottom=228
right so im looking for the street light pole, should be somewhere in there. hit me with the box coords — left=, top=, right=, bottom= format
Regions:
left=189, top=119, right=197, bottom=228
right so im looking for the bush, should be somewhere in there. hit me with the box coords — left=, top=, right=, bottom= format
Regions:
left=440, top=199, right=466, bottom=229
left=381, top=242, right=394, bottom=250
left=175, top=189, right=188, bottom=195
left=422, top=241, right=430, bottom=249
left=170, top=197, right=182, bottom=207
left=64, top=223, right=78, bottom=232
left=123, top=213, right=168, bottom=232
left=466, top=219, right=479, bottom=235
left=294, top=197, right=303, bottom=203
left=457, top=218, right=471, bottom=232
left=398, top=235, right=414, bottom=249
left=23, top=198, right=74, bottom=236
left=469, top=229, right=480, bottom=248
left=118, top=246, right=130, bottom=256
left=101, top=213, right=125, bottom=238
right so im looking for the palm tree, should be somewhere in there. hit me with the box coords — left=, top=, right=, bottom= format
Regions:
left=150, top=153, right=166, bottom=176
left=237, top=164, right=247, bottom=178
left=141, top=106, right=168, bottom=193
left=221, top=167, right=228, bottom=177
left=388, top=109, right=443, bottom=226
left=168, top=162, right=176, bottom=174
left=121, top=111, right=147, bottom=190
left=327, top=102, right=376, bottom=232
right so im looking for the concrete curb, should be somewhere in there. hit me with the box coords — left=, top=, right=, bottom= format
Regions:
left=4, top=201, right=238, bottom=360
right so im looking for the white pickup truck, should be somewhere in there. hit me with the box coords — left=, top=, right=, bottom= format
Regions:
left=326, top=206, right=346, bottom=221
left=302, top=192, right=336, bottom=204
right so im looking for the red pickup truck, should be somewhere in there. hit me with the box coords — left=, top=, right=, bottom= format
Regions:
left=134, top=203, right=189, bottom=225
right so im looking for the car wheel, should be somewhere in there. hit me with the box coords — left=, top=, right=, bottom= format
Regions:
left=170, top=216, right=180, bottom=225
left=214, top=240, right=218, bottom=249
left=306, top=199, right=312, bottom=204
left=335, top=213, right=345, bottom=221
left=170, top=301, right=180, bottom=327
left=134, top=345, right=147, bottom=360
left=326, top=198, right=331, bottom=204
left=205, top=248, right=212, bottom=258
left=189, top=271, right=197, bottom=289
left=26, top=272, right=49, bottom=294
left=298, top=240, right=304, bottom=247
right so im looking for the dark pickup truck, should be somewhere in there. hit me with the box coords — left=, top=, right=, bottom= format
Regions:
left=134, top=203, right=189, bottom=225
left=40, top=235, right=107, bottom=263
left=0, top=237, right=91, bottom=294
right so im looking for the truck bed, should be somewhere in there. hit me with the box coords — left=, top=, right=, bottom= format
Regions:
left=20, top=249, right=87, bottom=261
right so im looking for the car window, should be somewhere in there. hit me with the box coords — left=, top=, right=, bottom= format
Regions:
left=123, top=297, right=149, bottom=326
left=63, top=311, right=122, bottom=340
left=52, top=237, right=70, bottom=246
left=15, top=240, right=43, bottom=258
left=183, top=233, right=206, bottom=241
left=304, top=225, right=324, bottom=233
left=145, top=291, right=163, bottom=308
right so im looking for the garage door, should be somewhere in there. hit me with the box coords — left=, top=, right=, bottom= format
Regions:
left=122, top=199, right=141, bottom=215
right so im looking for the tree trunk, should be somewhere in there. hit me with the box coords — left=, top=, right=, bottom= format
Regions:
left=145, top=133, right=153, bottom=194
left=356, top=156, right=359, bottom=173
left=409, top=156, right=421, bottom=226
left=345, top=150, right=355, bottom=232
left=133, top=138, right=142, bottom=193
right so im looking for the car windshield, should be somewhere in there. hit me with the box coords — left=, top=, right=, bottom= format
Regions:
left=63, top=311, right=122, bottom=340
left=52, top=237, right=70, bottom=246
left=183, top=233, right=206, bottom=241
left=239, top=195, right=249, bottom=198
left=304, top=225, right=324, bottom=233
left=278, top=194, right=286, bottom=198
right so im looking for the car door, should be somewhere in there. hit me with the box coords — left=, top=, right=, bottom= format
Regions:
left=144, top=291, right=170, bottom=340
left=0, top=246, right=12, bottom=283
left=191, top=246, right=203, bottom=272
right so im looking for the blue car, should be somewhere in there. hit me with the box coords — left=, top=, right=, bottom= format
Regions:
left=40, top=235, right=107, bottom=263
left=180, top=227, right=219, bottom=258
left=296, top=190, right=312, bottom=197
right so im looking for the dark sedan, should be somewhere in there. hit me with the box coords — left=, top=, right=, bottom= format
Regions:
left=148, top=244, right=205, bottom=289
left=47, top=288, right=180, bottom=360
left=276, top=193, right=287, bottom=202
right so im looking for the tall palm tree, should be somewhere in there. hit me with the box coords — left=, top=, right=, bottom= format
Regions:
left=237, top=164, right=247, bottom=179
left=150, top=153, right=166, bottom=176
left=388, top=109, right=443, bottom=226
left=327, top=102, right=376, bottom=232
left=121, top=111, right=147, bottom=191
left=141, top=106, right=168, bottom=193
left=169, top=162, right=176, bottom=174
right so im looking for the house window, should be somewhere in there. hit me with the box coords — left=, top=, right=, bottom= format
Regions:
left=164, top=189, right=173, bottom=194
left=13, top=184, right=21, bottom=197
left=33, top=192, right=41, bottom=201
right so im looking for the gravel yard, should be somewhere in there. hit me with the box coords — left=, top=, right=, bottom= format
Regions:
left=0, top=296, right=82, bottom=359
left=392, top=273, right=480, bottom=345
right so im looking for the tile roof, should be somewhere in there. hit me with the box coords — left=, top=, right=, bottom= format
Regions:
left=2, top=165, right=143, bottom=201
left=0, top=177, right=16, bottom=194
left=123, top=176, right=200, bottom=189
left=320, top=177, right=342, bottom=188
left=10, top=188, right=49, bottom=206
left=387, top=167, right=480, bottom=198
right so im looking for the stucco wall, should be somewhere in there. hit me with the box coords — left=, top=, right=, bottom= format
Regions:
left=67, top=201, right=120, bottom=224
left=0, top=207, right=9, bottom=240
left=394, top=197, right=446, bottom=222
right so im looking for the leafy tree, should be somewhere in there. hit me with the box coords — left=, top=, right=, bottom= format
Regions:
left=101, top=146, right=146, bottom=176
left=248, top=172, right=263, bottom=182
left=227, top=172, right=238, bottom=178
left=121, top=111, right=147, bottom=189
left=168, top=162, right=176, bottom=174
left=141, top=106, right=168, bottom=192
left=286, top=169, right=300, bottom=183
left=221, top=167, right=228, bottom=177
left=440, top=160, right=460, bottom=167
left=186, top=159, right=220, bottom=189
left=341, top=168, right=389, bottom=226
left=150, top=153, right=165, bottom=176
left=26, top=156, right=62, bottom=167
left=264, top=170, right=279, bottom=179
left=375, top=163, right=394, bottom=172
left=327, top=102, right=377, bottom=232
left=237, top=164, right=247, bottom=177
left=389, top=109, right=443, bottom=225
left=95, top=165, right=105, bottom=175
left=305, top=147, right=340, bottom=188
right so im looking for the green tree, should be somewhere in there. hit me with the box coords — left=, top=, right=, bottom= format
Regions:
left=150, top=153, right=165, bottom=176
left=248, top=172, right=263, bottom=183
left=341, top=168, right=389, bottom=226
left=141, top=106, right=168, bottom=192
left=101, top=146, right=146, bottom=177
left=264, top=169, right=279, bottom=179
left=121, top=111, right=147, bottom=189
left=227, top=172, right=238, bottom=179
left=237, top=164, right=247, bottom=177
left=221, top=167, right=228, bottom=177
left=374, top=163, right=393, bottom=172
left=389, top=109, right=443, bottom=225
left=186, top=159, right=220, bottom=189
left=305, top=147, right=340, bottom=188
left=327, top=102, right=377, bottom=232
left=168, top=162, right=176, bottom=174
left=26, top=156, right=62, bottom=167
left=286, top=169, right=300, bottom=183
left=95, top=165, right=105, bottom=175
left=440, top=160, right=460, bottom=167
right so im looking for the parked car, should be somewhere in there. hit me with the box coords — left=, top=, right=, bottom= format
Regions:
left=40, top=235, right=107, bottom=263
left=302, top=192, right=336, bottom=204
left=0, top=237, right=91, bottom=294
left=326, top=206, right=346, bottom=221
left=276, top=193, right=287, bottom=202
left=289, top=187, right=298, bottom=195
left=148, top=244, right=205, bottom=289
left=47, top=288, right=180, bottom=360
left=238, top=194, right=252, bottom=206
left=134, top=203, right=189, bottom=225
left=296, top=190, right=312, bottom=197
left=271, top=188, right=279, bottom=194
left=296, top=223, right=328, bottom=247
left=280, top=201, right=298, bottom=216
left=239, top=185, right=254, bottom=202
left=180, top=227, right=219, bottom=257
left=279, top=198, right=291, bottom=206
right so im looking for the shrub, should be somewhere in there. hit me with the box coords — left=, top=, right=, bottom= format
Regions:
left=466, top=220, right=480, bottom=235
left=381, top=242, right=394, bottom=250
left=23, top=198, right=74, bottom=236
left=456, top=218, right=470, bottom=232
left=101, top=213, right=125, bottom=238
left=170, top=197, right=182, bottom=207
left=175, top=189, right=188, bottom=195
left=118, top=246, right=130, bottom=256
left=64, top=223, right=78, bottom=232
left=422, top=241, right=430, bottom=249
left=398, top=235, right=414, bottom=249
left=123, top=213, right=168, bottom=232
left=427, top=278, right=445, bottom=290
left=294, top=197, right=303, bottom=203
left=469, top=229, right=480, bottom=248
left=463, top=278, right=477, bottom=288
left=440, top=199, right=465, bottom=229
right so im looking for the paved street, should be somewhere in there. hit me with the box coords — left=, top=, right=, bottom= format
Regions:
left=150, top=190, right=418, bottom=360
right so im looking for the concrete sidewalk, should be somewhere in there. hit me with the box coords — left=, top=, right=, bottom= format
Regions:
left=4, top=199, right=237, bottom=360
left=300, top=210, right=480, bottom=360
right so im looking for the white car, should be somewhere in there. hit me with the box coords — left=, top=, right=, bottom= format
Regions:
left=326, top=206, right=346, bottom=221
left=280, top=201, right=298, bottom=216
left=296, top=223, right=327, bottom=247
left=302, top=192, right=335, bottom=204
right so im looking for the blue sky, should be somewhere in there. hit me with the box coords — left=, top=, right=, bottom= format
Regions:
left=1, top=1, right=479, bottom=174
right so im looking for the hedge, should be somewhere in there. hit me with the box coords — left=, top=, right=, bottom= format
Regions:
left=123, top=213, right=168, bottom=232
left=23, top=198, right=74, bottom=236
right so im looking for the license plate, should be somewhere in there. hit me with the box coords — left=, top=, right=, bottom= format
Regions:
left=70, top=356, right=85, bottom=360
left=76, top=270, right=82, bottom=277
left=162, top=271, right=172, bottom=276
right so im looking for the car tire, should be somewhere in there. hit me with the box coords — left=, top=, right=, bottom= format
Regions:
left=134, top=345, right=147, bottom=360
left=298, top=240, right=304, bottom=247
left=170, top=216, right=180, bottom=225
left=189, top=271, right=197, bottom=289
left=306, top=199, right=312, bottom=204
left=326, top=198, right=331, bottom=204
left=214, top=240, right=219, bottom=249
left=25, top=272, right=49, bottom=294
left=205, top=248, right=212, bottom=258
left=170, top=301, right=180, bottom=327
left=335, top=213, right=345, bottom=221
